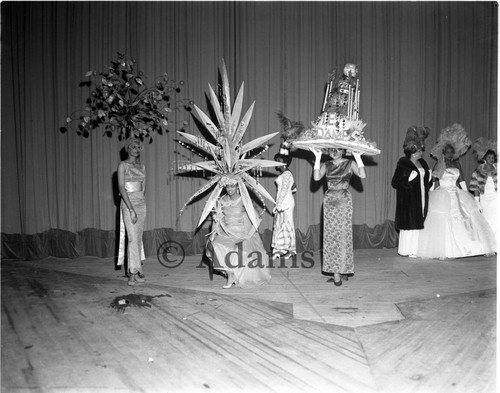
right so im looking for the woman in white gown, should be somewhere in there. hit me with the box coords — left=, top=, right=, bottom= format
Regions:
left=415, top=126, right=496, bottom=259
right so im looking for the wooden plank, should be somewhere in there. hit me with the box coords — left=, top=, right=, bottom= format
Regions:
left=2, top=249, right=495, bottom=393
left=1, top=263, right=378, bottom=392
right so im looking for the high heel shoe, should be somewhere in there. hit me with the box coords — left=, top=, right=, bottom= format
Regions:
left=327, top=273, right=342, bottom=286
left=223, top=271, right=236, bottom=289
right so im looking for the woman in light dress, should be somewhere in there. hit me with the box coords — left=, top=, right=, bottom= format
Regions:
left=117, top=137, right=147, bottom=285
left=207, top=180, right=272, bottom=289
left=271, top=153, right=296, bottom=260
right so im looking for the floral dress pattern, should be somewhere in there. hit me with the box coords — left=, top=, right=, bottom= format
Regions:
left=272, top=170, right=296, bottom=256
left=323, top=159, right=354, bottom=275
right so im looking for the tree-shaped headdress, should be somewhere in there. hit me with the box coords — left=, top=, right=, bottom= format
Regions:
left=177, top=60, right=284, bottom=229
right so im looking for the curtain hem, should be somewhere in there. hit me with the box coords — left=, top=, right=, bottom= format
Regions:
left=1, top=220, right=398, bottom=261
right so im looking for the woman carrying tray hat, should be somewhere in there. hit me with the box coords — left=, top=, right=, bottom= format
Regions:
left=310, top=147, right=366, bottom=286
left=289, top=63, right=375, bottom=284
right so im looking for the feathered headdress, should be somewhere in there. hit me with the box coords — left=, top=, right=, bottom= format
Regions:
left=276, top=111, right=305, bottom=154
left=403, top=126, right=430, bottom=151
left=471, top=137, right=497, bottom=162
left=430, top=123, right=471, bottom=160
left=177, top=60, right=284, bottom=230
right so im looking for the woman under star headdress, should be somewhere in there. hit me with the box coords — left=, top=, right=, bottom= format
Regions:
left=177, top=60, right=284, bottom=229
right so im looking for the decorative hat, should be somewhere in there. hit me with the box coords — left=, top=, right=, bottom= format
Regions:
left=430, top=123, right=471, bottom=160
left=403, top=126, right=430, bottom=151
left=471, top=137, right=497, bottom=162
left=276, top=111, right=305, bottom=154
left=287, top=64, right=380, bottom=156
left=124, top=137, right=144, bottom=151
left=343, top=63, right=359, bottom=78
left=176, top=60, right=284, bottom=229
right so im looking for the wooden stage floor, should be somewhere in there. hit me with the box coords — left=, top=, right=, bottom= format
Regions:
left=1, top=249, right=496, bottom=393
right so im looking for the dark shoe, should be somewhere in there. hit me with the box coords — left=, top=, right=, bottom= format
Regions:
left=340, top=274, right=349, bottom=281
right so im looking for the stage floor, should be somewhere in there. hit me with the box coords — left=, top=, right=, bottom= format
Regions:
left=1, top=249, right=496, bottom=392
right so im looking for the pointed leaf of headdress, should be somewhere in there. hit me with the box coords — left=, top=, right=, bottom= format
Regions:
left=222, top=137, right=233, bottom=172
left=220, top=59, right=231, bottom=123
left=180, top=175, right=222, bottom=215
left=232, top=102, right=255, bottom=145
left=192, top=104, right=219, bottom=141
left=241, top=172, right=276, bottom=203
left=197, top=183, right=223, bottom=228
left=179, top=160, right=220, bottom=173
left=229, top=82, right=244, bottom=136
left=177, top=131, right=219, bottom=157
left=239, top=158, right=286, bottom=169
left=208, top=83, right=225, bottom=131
left=237, top=179, right=259, bottom=230
left=241, top=132, right=279, bottom=155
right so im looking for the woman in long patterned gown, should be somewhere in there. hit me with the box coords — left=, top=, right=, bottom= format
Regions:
left=311, top=148, right=366, bottom=286
left=117, top=137, right=147, bottom=286
left=272, top=153, right=296, bottom=260
left=208, top=180, right=272, bottom=289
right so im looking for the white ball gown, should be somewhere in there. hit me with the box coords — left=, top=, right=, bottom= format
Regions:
left=415, top=167, right=496, bottom=259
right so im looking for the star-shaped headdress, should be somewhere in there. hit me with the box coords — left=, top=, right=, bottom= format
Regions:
left=177, top=60, right=284, bottom=229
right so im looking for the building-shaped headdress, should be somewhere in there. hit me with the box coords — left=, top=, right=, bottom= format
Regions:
left=289, top=63, right=380, bottom=155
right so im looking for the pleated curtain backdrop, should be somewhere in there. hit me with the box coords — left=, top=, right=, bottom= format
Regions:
left=1, top=2, right=497, bottom=259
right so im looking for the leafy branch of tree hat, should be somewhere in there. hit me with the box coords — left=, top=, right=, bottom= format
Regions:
left=61, top=52, right=193, bottom=142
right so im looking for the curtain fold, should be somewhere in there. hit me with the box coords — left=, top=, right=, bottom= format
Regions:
left=1, top=223, right=398, bottom=261
left=2, top=2, right=497, bottom=259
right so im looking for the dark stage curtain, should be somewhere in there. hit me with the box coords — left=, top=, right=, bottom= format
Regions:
left=1, top=2, right=497, bottom=260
